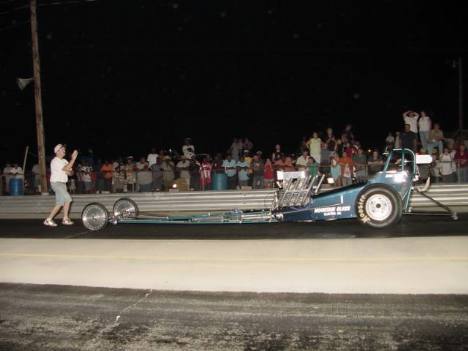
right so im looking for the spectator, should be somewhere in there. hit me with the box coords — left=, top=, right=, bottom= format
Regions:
left=136, top=157, right=146, bottom=171
left=284, top=155, right=296, bottom=172
left=136, top=162, right=153, bottom=192
left=329, top=156, right=341, bottom=186
left=335, top=139, right=344, bottom=158
left=295, top=150, right=310, bottom=172
left=400, top=124, right=418, bottom=151
left=402, top=110, right=419, bottom=134
left=9, top=163, right=24, bottom=179
left=271, top=144, right=282, bottom=162
left=100, top=160, right=113, bottom=193
left=324, top=128, right=336, bottom=163
left=367, top=150, right=384, bottom=175
left=237, top=155, right=250, bottom=188
left=343, top=124, right=355, bottom=143
left=161, top=156, right=175, bottom=190
left=385, top=132, right=395, bottom=152
left=79, top=161, right=93, bottom=194
left=454, top=144, right=468, bottom=183
left=428, top=123, right=444, bottom=155
left=229, top=138, right=242, bottom=161
left=440, top=148, right=456, bottom=183
left=339, top=151, right=354, bottom=186
left=150, top=158, right=163, bottom=191
left=325, top=128, right=336, bottom=150
left=352, top=148, right=367, bottom=182
left=124, top=157, right=136, bottom=192
left=147, top=148, right=159, bottom=167
left=189, top=156, right=201, bottom=191
left=242, top=138, right=253, bottom=153
left=112, top=162, right=125, bottom=193
left=176, top=156, right=191, bottom=189
left=418, top=111, right=432, bottom=151
left=243, top=150, right=253, bottom=186
left=251, top=154, right=265, bottom=189
left=211, top=153, right=224, bottom=173
left=181, top=138, right=195, bottom=160
left=343, top=141, right=356, bottom=158
left=299, top=136, right=308, bottom=154
left=222, top=154, right=237, bottom=190
left=273, top=153, right=287, bottom=171
left=200, top=155, right=212, bottom=190
left=263, top=158, right=274, bottom=188
left=307, top=132, right=322, bottom=164
left=307, top=156, right=319, bottom=179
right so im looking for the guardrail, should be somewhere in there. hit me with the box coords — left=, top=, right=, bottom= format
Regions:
left=0, top=184, right=467, bottom=219
left=0, top=190, right=278, bottom=219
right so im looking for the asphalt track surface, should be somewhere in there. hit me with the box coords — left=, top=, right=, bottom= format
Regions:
left=1, top=216, right=468, bottom=350
left=0, top=213, right=467, bottom=240
left=1, top=284, right=468, bottom=351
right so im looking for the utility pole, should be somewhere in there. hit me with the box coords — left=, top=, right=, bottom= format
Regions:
left=30, top=0, right=48, bottom=194
left=458, top=56, right=464, bottom=131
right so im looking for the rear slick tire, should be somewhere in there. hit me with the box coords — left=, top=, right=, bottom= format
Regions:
left=356, top=186, right=402, bottom=228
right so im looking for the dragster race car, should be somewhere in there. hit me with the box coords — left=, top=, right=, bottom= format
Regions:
left=81, top=148, right=457, bottom=231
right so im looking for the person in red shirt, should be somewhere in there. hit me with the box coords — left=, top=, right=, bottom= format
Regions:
left=454, top=144, right=468, bottom=183
left=339, top=153, right=354, bottom=186
left=264, top=158, right=274, bottom=188
left=200, top=156, right=213, bottom=190
left=100, top=160, right=113, bottom=193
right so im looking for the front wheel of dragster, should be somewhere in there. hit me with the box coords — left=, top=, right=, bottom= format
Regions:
left=82, top=202, right=109, bottom=231
left=356, top=186, right=402, bottom=228
left=113, top=197, right=139, bottom=219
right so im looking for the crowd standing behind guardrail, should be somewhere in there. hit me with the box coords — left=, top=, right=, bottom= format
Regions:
left=1, top=118, right=468, bottom=195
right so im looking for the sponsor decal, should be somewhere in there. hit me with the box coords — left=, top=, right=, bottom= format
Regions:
left=314, top=205, right=351, bottom=216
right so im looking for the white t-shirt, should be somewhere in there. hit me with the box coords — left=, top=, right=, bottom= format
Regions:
left=182, top=145, right=195, bottom=159
left=10, top=166, right=24, bottom=179
left=440, top=153, right=454, bottom=175
left=295, top=155, right=309, bottom=168
left=307, top=138, right=321, bottom=157
left=418, top=116, right=431, bottom=132
left=147, top=153, right=158, bottom=167
left=50, top=157, right=69, bottom=183
left=404, top=116, right=418, bottom=133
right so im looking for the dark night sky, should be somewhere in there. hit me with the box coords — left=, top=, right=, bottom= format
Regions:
left=1, top=0, right=467, bottom=165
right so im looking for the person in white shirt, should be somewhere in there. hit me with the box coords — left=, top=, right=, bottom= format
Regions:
left=295, top=150, right=310, bottom=171
left=182, top=138, right=195, bottom=160
left=439, top=148, right=456, bottom=183
left=9, top=163, right=24, bottom=179
left=147, top=148, right=159, bottom=167
left=44, top=144, right=78, bottom=227
left=402, top=110, right=419, bottom=134
left=307, top=132, right=322, bottom=164
left=176, top=156, right=191, bottom=189
left=418, top=110, right=432, bottom=151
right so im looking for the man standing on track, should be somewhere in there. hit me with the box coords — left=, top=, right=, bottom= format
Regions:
left=43, top=144, right=78, bottom=227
